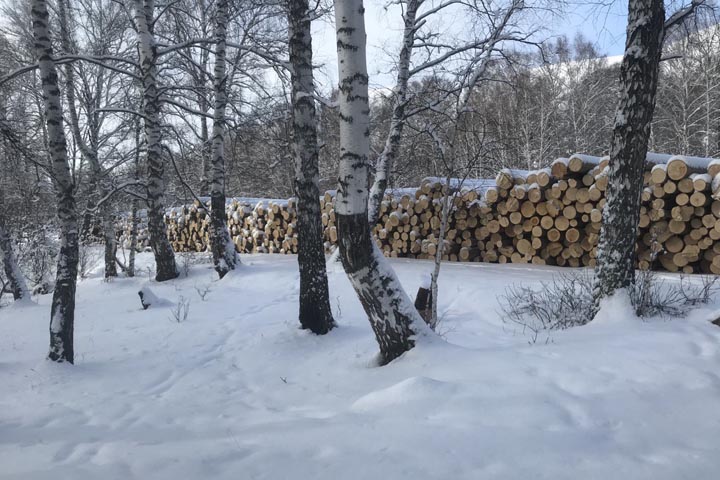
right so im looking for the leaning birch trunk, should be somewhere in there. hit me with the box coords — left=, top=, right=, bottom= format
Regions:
left=367, top=0, right=419, bottom=226
left=334, top=0, right=428, bottom=364
left=57, top=0, right=117, bottom=279
left=593, top=0, right=665, bottom=309
left=208, top=0, right=238, bottom=279
left=0, top=219, right=29, bottom=301
left=133, top=0, right=178, bottom=281
left=32, top=0, right=79, bottom=363
left=289, top=0, right=335, bottom=333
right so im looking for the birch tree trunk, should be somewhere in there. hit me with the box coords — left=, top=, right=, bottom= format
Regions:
left=0, top=219, right=29, bottom=301
left=289, top=0, right=335, bottom=334
left=334, top=0, right=428, bottom=364
left=32, top=0, right=79, bottom=363
left=127, top=117, right=143, bottom=278
left=133, top=0, right=178, bottom=282
left=367, top=0, right=419, bottom=226
left=208, top=0, right=239, bottom=279
left=593, top=0, right=665, bottom=306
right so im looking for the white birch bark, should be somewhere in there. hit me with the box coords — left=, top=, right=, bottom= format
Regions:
left=0, top=219, right=29, bottom=301
left=133, top=0, right=178, bottom=281
left=127, top=120, right=142, bottom=278
left=31, top=0, right=79, bottom=363
left=209, top=0, right=239, bottom=279
left=334, top=0, right=430, bottom=364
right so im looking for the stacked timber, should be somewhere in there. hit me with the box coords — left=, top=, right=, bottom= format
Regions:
left=111, top=152, right=720, bottom=274
left=132, top=197, right=300, bottom=255
left=478, top=153, right=720, bottom=273
left=370, top=180, right=494, bottom=260
left=479, top=155, right=608, bottom=266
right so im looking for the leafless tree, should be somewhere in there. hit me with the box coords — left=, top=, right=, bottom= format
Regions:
left=368, top=0, right=539, bottom=224
left=333, top=0, right=430, bottom=364
left=0, top=215, right=29, bottom=301
left=208, top=0, right=239, bottom=278
left=132, top=0, right=179, bottom=281
left=31, top=0, right=79, bottom=363
left=288, top=0, right=335, bottom=333
left=593, top=0, right=706, bottom=310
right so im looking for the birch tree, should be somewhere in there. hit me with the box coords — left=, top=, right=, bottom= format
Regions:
left=334, top=0, right=430, bottom=364
left=405, top=0, right=532, bottom=328
left=208, top=0, right=239, bottom=278
left=368, top=0, right=535, bottom=224
left=367, top=0, right=419, bottom=225
left=593, top=0, right=705, bottom=309
left=56, top=0, right=126, bottom=279
left=31, top=0, right=79, bottom=363
left=133, top=0, right=179, bottom=281
left=0, top=217, right=29, bottom=301
left=288, top=0, right=335, bottom=333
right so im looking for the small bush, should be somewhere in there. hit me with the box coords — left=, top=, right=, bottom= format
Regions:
left=498, top=269, right=719, bottom=341
left=17, top=226, right=57, bottom=291
left=170, top=296, right=191, bottom=323
left=78, top=245, right=102, bottom=279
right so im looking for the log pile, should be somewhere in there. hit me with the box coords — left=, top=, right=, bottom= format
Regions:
left=111, top=152, right=720, bottom=274
left=477, top=153, right=720, bottom=273
left=161, top=198, right=299, bottom=254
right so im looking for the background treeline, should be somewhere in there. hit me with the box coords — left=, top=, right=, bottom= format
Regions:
left=170, top=26, right=720, bottom=197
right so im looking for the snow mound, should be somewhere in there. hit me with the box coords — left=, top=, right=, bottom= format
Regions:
left=350, top=376, right=458, bottom=412
left=591, top=289, right=635, bottom=326
left=137, top=285, right=171, bottom=310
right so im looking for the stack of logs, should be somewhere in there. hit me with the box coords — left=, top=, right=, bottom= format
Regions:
left=477, top=153, right=720, bottom=273
left=113, top=152, right=720, bottom=274
left=162, top=198, right=300, bottom=254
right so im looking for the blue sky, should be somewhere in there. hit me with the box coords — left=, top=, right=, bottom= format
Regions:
left=312, top=0, right=632, bottom=91
left=563, top=1, right=629, bottom=56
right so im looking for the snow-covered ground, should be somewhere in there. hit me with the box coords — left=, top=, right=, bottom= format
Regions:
left=2, top=252, right=720, bottom=479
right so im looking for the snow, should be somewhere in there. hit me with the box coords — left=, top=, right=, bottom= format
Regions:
left=591, top=288, right=635, bottom=326
left=646, top=152, right=673, bottom=165
left=2, top=252, right=720, bottom=479
left=421, top=177, right=496, bottom=193
left=552, top=157, right=569, bottom=167
left=670, top=154, right=720, bottom=170
left=569, top=153, right=602, bottom=165
left=137, top=284, right=168, bottom=310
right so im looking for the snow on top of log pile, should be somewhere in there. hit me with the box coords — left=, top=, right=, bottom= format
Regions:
left=421, top=177, right=496, bottom=193
left=645, top=152, right=673, bottom=166
left=224, top=197, right=291, bottom=208
left=568, top=153, right=603, bottom=164
left=644, top=152, right=719, bottom=169
left=387, top=187, right=419, bottom=197
left=670, top=154, right=720, bottom=170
